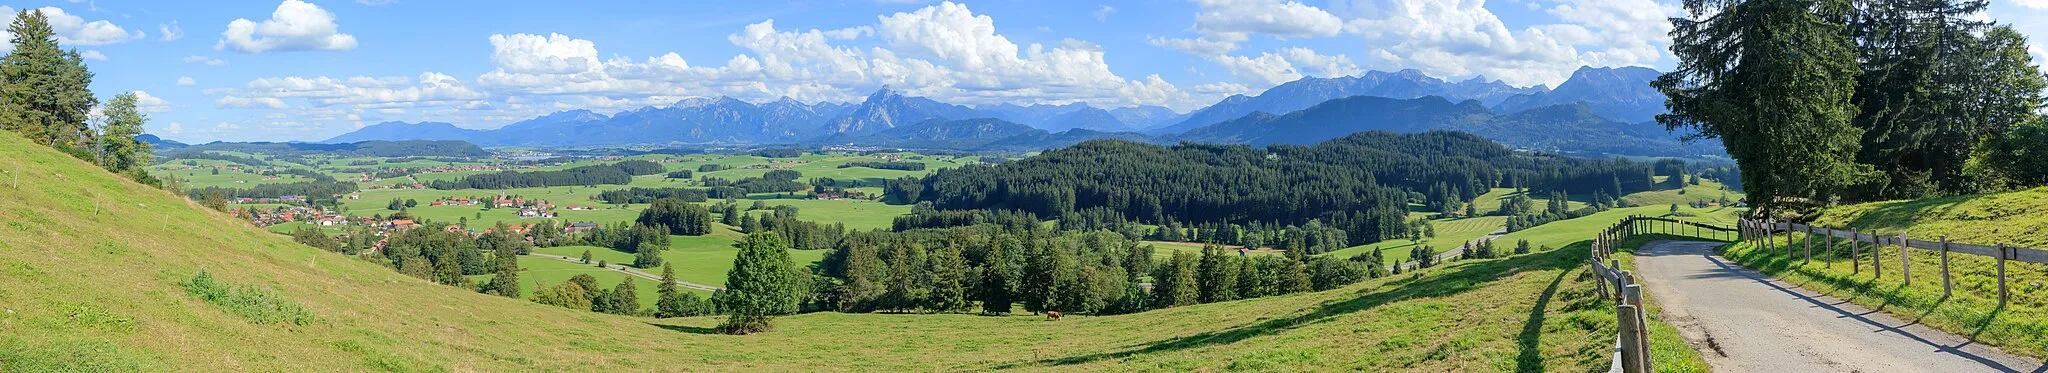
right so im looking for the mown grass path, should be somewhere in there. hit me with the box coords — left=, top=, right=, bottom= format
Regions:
left=1634, top=240, right=2042, bottom=372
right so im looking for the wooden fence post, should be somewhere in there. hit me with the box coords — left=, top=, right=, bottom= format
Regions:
left=1825, top=226, right=1835, bottom=268
left=1852, top=230, right=1861, bottom=275
left=1998, top=244, right=2009, bottom=305
left=1899, top=233, right=1911, bottom=286
left=1803, top=224, right=1812, bottom=265
left=1873, top=233, right=1882, bottom=279
left=1618, top=304, right=1646, bottom=373
left=1940, top=236, right=1951, bottom=298
left=1623, top=284, right=1653, bottom=373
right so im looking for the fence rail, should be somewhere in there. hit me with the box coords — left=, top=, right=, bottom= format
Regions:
left=1740, top=218, right=2047, bottom=303
left=1591, top=215, right=1736, bottom=373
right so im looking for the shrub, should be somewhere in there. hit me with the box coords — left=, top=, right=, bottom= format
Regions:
left=180, top=271, right=315, bottom=325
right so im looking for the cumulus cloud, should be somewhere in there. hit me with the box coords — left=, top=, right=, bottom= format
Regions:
left=1193, top=0, right=1343, bottom=38
left=17, top=6, right=143, bottom=46
left=1095, top=6, right=1116, bottom=22
left=131, top=90, right=171, bottom=113
left=217, top=0, right=359, bottom=53
left=474, top=2, right=1192, bottom=109
left=235, top=72, right=487, bottom=108
left=217, top=96, right=288, bottom=109
left=177, top=76, right=197, bottom=86
left=1277, top=47, right=1361, bottom=77
left=163, top=121, right=184, bottom=134
left=184, top=55, right=228, bottom=66
left=80, top=50, right=106, bottom=61
left=1331, top=0, right=1679, bottom=87
left=160, top=21, right=185, bottom=41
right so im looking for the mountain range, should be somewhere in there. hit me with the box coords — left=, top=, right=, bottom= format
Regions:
left=318, top=65, right=1709, bottom=158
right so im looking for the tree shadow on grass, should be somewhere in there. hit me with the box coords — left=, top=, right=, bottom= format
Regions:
left=646, top=322, right=720, bottom=335
left=989, top=241, right=1590, bottom=369
left=1515, top=265, right=1572, bottom=372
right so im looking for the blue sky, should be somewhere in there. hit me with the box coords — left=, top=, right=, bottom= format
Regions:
left=9, top=0, right=2048, bottom=143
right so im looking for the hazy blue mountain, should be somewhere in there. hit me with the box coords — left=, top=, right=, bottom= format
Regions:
left=1106, top=105, right=1180, bottom=130
left=324, top=121, right=482, bottom=143
left=1171, top=96, right=1491, bottom=145
left=1040, top=106, right=1131, bottom=132
left=977, top=102, right=1086, bottom=127
left=818, top=117, right=1044, bottom=149
left=137, top=134, right=187, bottom=150
left=1149, top=70, right=1543, bottom=135
left=818, top=88, right=985, bottom=136
left=1171, top=95, right=1719, bottom=158
left=1492, top=66, right=1665, bottom=123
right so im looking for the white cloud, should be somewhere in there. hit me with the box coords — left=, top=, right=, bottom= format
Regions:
left=1193, top=0, right=1343, bottom=38
left=80, top=50, right=107, bottom=61
left=356, top=0, right=399, bottom=6
left=1095, top=6, right=1117, bottom=22
left=163, top=121, right=184, bottom=134
left=183, top=55, right=228, bottom=66
left=1213, top=53, right=1301, bottom=87
left=237, top=72, right=487, bottom=107
left=177, top=76, right=197, bottom=86
left=217, top=0, right=359, bottom=53
left=131, top=90, right=171, bottom=113
left=159, top=21, right=184, bottom=41
left=1192, top=81, right=1251, bottom=94
left=2016, top=0, right=2048, bottom=9
left=216, top=96, right=288, bottom=109
left=1331, top=0, right=1678, bottom=87
left=487, top=33, right=600, bottom=74
left=1277, top=47, right=1361, bottom=77
left=31, top=6, right=142, bottom=46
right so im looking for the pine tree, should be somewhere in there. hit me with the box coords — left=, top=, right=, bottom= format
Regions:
left=482, top=248, right=521, bottom=298
left=1196, top=244, right=1238, bottom=303
left=1151, top=251, right=1199, bottom=307
left=838, top=243, right=885, bottom=312
left=3, top=9, right=96, bottom=147
left=923, top=243, right=970, bottom=313
left=882, top=243, right=928, bottom=312
left=719, top=232, right=802, bottom=334
left=1281, top=258, right=1313, bottom=294
left=602, top=278, right=639, bottom=316
left=1020, top=240, right=1057, bottom=314
left=977, top=235, right=1018, bottom=315
left=656, top=263, right=686, bottom=318
left=722, top=205, right=741, bottom=227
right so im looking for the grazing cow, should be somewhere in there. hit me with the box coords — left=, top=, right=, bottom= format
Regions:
left=1046, top=311, right=1063, bottom=321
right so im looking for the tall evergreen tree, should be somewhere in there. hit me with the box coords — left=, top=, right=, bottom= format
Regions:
left=1151, top=251, right=1200, bottom=307
left=1195, top=244, right=1239, bottom=303
left=1658, top=0, right=1869, bottom=212
left=719, top=232, right=802, bottom=334
left=656, top=263, right=687, bottom=318
left=92, top=92, right=150, bottom=173
left=977, top=234, right=1018, bottom=315
left=923, top=243, right=971, bottom=313
left=2, top=9, right=97, bottom=147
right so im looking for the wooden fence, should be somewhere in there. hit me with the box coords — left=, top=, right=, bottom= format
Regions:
left=1590, top=215, right=1738, bottom=373
left=1739, top=219, right=2048, bottom=303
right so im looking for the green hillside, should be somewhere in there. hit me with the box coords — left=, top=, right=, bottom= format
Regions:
left=0, top=131, right=1699, bottom=371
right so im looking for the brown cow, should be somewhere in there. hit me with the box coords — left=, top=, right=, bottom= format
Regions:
left=1046, top=311, right=1063, bottom=321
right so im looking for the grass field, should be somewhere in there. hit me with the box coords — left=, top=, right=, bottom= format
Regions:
left=532, top=227, right=830, bottom=289
left=1620, top=180, right=1739, bottom=207
left=0, top=130, right=1705, bottom=371
left=1714, top=186, right=2048, bottom=361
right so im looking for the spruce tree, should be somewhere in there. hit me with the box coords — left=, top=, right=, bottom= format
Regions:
left=977, top=235, right=1018, bottom=315
left=656, top=263, right=685, bottom=318
left=482, top=248, right=521, bottom=298
left=719, top=232, right=802, bottom=334
left=3, top=9, right=96, bottom=147
left=1152, top=251, right=1199, bottom=307
left=1281, top=258, right=1313, bottom=294
left=924, top=243, right=971, bottom=313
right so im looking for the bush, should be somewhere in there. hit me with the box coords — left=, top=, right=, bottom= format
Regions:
left=180, top=271, right=315, bottom=325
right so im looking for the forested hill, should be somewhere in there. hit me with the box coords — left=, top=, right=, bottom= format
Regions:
left=891, top=131, right=1658, bottom=245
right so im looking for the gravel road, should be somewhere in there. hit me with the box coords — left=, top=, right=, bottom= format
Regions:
left=1633, top=240, right=2044, bottom=372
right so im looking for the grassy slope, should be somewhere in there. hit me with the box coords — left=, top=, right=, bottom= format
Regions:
left=1717, top=187, right=2048, bottom=360
left=0, top=131, right=1696, bottom=371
